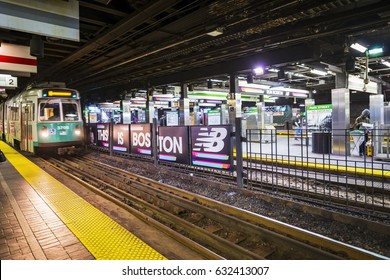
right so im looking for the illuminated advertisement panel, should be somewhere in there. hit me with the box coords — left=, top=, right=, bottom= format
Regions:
left=87, top=124, right=97, bottom=145
left=130, top=123, right=152, bottom=156
left=190, top=125, right=232, bottom=170
left=158, top=126, right=189, bottom=164
left=113, top=124, right=130, bottom=153
left=96, top=123, right=109, bottom=149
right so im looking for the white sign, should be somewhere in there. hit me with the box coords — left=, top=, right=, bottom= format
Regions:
left=0, top=43, right=37, bottom=73
left=0, top=74, right=17, bottom=88
left=348, top=74, right=378, bottom=94
left=0, top=0, right=79, bottom=41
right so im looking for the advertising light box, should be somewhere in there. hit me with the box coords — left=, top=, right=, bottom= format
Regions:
left=158, top=126, right=189, bottom=164
left=96, top=123, right=109, bottom=149
left=190, top=125, right=232, bottom=170
left=113, top=124, right=130, bottom=153
left=131, top=124, right=152, bottom=156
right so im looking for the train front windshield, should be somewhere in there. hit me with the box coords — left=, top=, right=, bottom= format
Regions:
left=39, top=100, right=80, bottom=122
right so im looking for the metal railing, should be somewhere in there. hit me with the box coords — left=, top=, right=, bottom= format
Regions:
left=244, top=128, right=390, bottom=213
left=85, top=123, right=390, bottom=214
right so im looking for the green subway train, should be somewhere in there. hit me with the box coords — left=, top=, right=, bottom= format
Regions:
left=0, top=86, right=84, bottom=154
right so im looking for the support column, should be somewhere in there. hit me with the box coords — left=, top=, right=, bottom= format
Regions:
left=332, top=88, right=350, bottom=155
left=257, top=95, right=265, bottom=130
left=179, top=83, right=190, bottom=126
left=146, top=87, right=155, bottom=123
left=230, top=73, right=243, bottom=188
left=370, top=94, right=384, bottom=156
left=228, top=74, right=240, bottom=126
left=335, top=70, right=348, bottom=89
left=235, top=117, right=243, bottom=188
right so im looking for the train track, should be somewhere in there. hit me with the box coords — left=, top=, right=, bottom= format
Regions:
left=149, top=150, right=390, bottom=217
left=244, top=159, right=390, bottom=214
left=39, top=154, right=387, bottom=260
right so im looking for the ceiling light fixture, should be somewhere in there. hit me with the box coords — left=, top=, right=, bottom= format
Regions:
left=350, top=43, right=368, bottom=53
left=310, top=69, right=328, bottom=76
left=368, top=47, right=383, bottom=56
left=253, top=67, right=264, bottom=75
left=206, top=27, right=223, bottom=37
left=381, top=59, right=390, bottom=68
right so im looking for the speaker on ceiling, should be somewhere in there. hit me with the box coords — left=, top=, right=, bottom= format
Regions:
left=30, top=36, right=44, bottom=58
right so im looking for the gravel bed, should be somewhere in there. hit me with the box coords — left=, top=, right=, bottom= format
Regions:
left=86, top=151, right=390, bottom=258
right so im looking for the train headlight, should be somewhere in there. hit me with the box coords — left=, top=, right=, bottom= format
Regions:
left=75, top=125, right=81, bottom=136
left=40, top=126, right=48, bottom=138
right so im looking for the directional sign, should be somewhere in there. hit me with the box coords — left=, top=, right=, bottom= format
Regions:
left=0, top=74, right=17, bottom=88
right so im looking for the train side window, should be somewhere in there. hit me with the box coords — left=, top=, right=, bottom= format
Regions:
left=10, top=106, right=19, bottom=121
left=25, top=105, right=34, bottom=121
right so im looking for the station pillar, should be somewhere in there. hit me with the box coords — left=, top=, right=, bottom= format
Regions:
left=147, top=87, right=155, bottom=124
left=230, top=74, right=243, bottom=188
left=332, top=70, right=350, bottom=155
left=179, top=83, right=191, bottom=126
left=370, top=94, right=384, bottom=156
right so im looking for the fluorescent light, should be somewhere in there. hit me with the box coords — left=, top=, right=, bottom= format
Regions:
left=381, top=60, right=390, bottom=67
left=207, top=28, right=223, bottom=37
left=310, top=69, right=328, bottom=76
left=368, top=47, right=383, bottom=55
left=253, top=67, right=264, bottom=75
left=350, top=43, right=367, bottom=53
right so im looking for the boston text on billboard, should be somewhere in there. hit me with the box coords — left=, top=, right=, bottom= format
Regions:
left=190, top=125, right=232, bottom=170
left=131, top=124, right=152, bottom=155
left=158, top=126, right=189, bottom=164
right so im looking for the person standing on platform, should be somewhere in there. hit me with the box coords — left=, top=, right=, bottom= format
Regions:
left=292, top=113, right=302, bottom=141
left=354, top=109, right=370, bottom=156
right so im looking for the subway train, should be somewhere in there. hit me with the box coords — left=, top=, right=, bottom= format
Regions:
left=0, top=86, right=84, bottom=154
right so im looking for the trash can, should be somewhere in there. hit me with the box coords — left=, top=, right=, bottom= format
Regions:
left=312, top=131, right=331, bottom=153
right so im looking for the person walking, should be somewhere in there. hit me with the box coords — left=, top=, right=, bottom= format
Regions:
left=354, top=109, right=370, bottom=156
left=292, top=113, right=302, bottom=141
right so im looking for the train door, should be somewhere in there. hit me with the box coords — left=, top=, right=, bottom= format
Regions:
left=21, top=102, right=34, bottom=153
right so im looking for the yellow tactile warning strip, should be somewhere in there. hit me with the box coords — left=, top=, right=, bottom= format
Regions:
left=232, top=150, right=390, bottom=179
left=0, top=142, right=166, bottom=260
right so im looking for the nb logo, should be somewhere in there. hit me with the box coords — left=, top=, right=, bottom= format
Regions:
left=193, top=127, right=227, bottom=152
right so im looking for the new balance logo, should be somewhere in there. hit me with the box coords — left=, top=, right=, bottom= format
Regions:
left=193, top=127, right=227, bottom=152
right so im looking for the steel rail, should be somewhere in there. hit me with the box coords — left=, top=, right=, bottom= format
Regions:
left=45, top=155, right=388, bottom=260
left=38, top=156, right=223, bottom=260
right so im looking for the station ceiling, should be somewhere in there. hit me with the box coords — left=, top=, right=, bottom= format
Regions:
left=1, top=0, right=390, bottom=101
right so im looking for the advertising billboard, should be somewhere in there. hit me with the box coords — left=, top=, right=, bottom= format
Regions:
left=130, top=123, right=152, bottom=156
left=306, top=104, right=332, bottom=131
left=113, top=124, right=130, bottom=153
left=158, top=126, right=189, bottom=164
left=190, top=125, right=232, bottom=170
left=96, top=123, right=109, bottom=149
